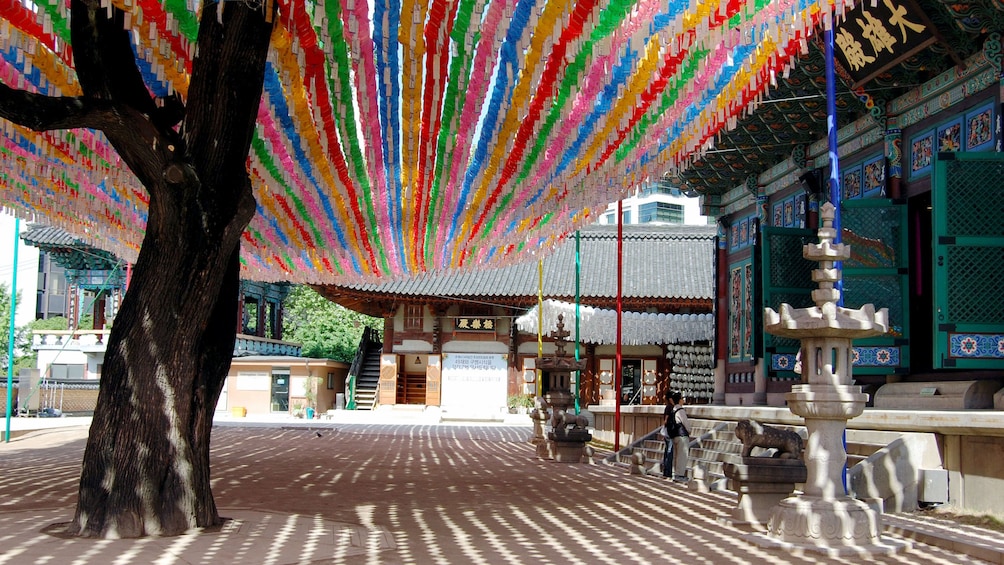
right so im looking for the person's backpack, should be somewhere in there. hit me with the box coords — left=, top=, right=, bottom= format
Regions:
left=667, top=407, right=688, bottom=437
left=663, top=409, right=682, bottom=438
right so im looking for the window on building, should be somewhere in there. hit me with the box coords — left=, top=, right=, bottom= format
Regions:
left=243, top=298, right=259, bottom=335
left=405, top=304, right=424, bottom=331
left=266, top=301, right=278, bottom=340
left=603, top=212, right=615, bottom=225
left=640, top=181, right=680, bottom=197
left=638, top=202, right=684, bottom=224
left=622, top=210, right=632, bottom=224
left=49, top=364, right=85, bottom=380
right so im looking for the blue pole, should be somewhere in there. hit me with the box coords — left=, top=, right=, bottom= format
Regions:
left=5, top=218, right=20, bottom=442
left=825, top=16, right=849, bottom=494
left=824, top=18, right=843, bottom=305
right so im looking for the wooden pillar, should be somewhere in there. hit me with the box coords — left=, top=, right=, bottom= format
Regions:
left=236, top=293, right=245, bottom=334
left=714, top=220, right=730, bottom=405
left=256, top=294, right=266, bottom=337
left=382, top=308, right=395, bottom=349
left=885, top=123, right=902, bottom=199
left=93, top=293, right=106, bottom=330
left=274, top=299, right=284, bottom=340
left=68, top=284, right=79, bottom=331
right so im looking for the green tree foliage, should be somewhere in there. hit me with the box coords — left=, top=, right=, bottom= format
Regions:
left=0, top=283, right=9, bottom=371
left=282, top=285, right=382, bottom=362
left=0, top=282, right=11, bottom=333
left=1, top=281, right=77, bottom=374
left=0, top=282, right=18, bottom=372
left=13, top=316, right=70, bottom=375
left=0, top=284, right=57, bottom=375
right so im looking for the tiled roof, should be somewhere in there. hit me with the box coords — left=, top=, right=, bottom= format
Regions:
left=20, top=224, right=87, bottom=248
left=20, top=223, right=122, bottom=271
left=341, top=224, right=717, bottom=301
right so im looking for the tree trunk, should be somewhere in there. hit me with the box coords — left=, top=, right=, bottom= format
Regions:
left=0, top=0, right=273, bottom=536
left=58, top=1, right=272, bottom=538
left=67, top=242, right=244, bottom=537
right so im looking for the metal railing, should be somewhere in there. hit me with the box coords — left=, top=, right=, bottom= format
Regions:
left=346, top=327, right=380, bottom=410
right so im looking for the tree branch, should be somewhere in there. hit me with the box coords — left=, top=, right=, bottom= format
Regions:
left=0, top=81, right=183, bottom=189
left=63, top=0, right=187, bottom=188
left=0, top=83, right=110, bottom=131
left=70, top=0, right=159, bottom=116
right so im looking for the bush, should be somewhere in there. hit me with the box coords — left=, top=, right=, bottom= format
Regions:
left=507, top=393, right=534, bottom=412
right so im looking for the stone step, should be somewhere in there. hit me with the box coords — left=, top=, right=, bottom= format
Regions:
left=616, top=419, right=914, bottom=504
left=692, top=438, right=742, bottom=453
left=846, top=441, right=886, bottom=457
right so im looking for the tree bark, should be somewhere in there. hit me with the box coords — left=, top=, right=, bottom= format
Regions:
left=0, top=0, right=275, bottom=537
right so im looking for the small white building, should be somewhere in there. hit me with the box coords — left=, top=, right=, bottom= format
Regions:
left=33, top=330, right=108, bottom=380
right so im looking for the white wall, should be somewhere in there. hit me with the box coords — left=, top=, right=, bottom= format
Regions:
left=0, top=212, right=40, bottom=329
left=440, top=353, right=508, bottom=418
left=442, top=340, right=508, bottom=354
left=36, top=349, right=89, bottom=377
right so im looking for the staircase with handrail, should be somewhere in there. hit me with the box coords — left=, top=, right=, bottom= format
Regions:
left=608, top=418, right=739, bottom=487
left=608, top=419, right=878, bottom=487
left=346, top=327, right=382, bottom=410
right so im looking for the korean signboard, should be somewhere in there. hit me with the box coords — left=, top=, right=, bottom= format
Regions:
left=454, top=317, right=496, bottom=332
left=833, top=0, right=937, bottom=89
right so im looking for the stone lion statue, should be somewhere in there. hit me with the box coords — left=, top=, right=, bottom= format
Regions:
left=734, top=419, right=804, bottom=459
left=556, top=409, right=588, bottom=430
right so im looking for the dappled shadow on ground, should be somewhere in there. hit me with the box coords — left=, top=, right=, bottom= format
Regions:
left=0, top=424, right=992, bottom=564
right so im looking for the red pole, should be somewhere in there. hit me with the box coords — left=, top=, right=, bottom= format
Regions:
left=614, top=199, right=623, bottom=451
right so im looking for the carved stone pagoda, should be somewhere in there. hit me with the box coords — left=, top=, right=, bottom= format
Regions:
left=751, top=203, right=907, bottom=555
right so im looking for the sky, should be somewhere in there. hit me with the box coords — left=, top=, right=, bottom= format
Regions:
left=0, top=212, right=40, bottom=329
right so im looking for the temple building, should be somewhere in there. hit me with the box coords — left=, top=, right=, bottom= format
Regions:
left=317, top=224, right=716, bottom=419
left=675, top=5, right=1004, bottom=408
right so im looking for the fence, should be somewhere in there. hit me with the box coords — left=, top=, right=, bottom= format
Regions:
left=0, top=380, right=100, bottom=416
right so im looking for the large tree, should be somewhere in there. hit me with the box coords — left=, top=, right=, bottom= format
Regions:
left=0, top=0, right=276, bottom=537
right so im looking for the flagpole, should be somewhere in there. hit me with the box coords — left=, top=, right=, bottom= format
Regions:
left=574, top=230, right=581, bottom=415
left=824, top=10, right=849, bottom=494
left=825, top=12, right=843, bottom=304
left=537, top=258, right=543, bottom=398
left=5, top=218, right=20, bottom=442
left=537, top=258, right=543, bottom=359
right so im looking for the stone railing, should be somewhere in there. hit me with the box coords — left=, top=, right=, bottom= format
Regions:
left=32, top=330, right=302, bottom=357
left=234, top=334, right=302, bottom=357
left=32, top=330, right=111, bottom=349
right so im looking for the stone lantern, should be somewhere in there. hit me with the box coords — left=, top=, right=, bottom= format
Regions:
left=535, top=314, right=589, bottom=462
left=752, top=202, right=907, bottom=555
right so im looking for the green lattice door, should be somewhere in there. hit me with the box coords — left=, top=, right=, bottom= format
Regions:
left=761, top=226, right=816, bottom=378
left=932, top=152, right=1004, bottom=369
left=841, top=199, right=909, bottom=375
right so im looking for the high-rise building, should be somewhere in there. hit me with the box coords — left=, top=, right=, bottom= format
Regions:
left=597, top=181, right=708, bottom=226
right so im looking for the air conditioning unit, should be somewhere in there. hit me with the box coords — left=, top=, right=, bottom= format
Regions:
left=918, top=469, right=949, bottom=505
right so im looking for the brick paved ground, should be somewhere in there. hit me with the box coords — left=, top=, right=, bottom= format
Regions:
left=0, top=421, right=999, bottom=564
